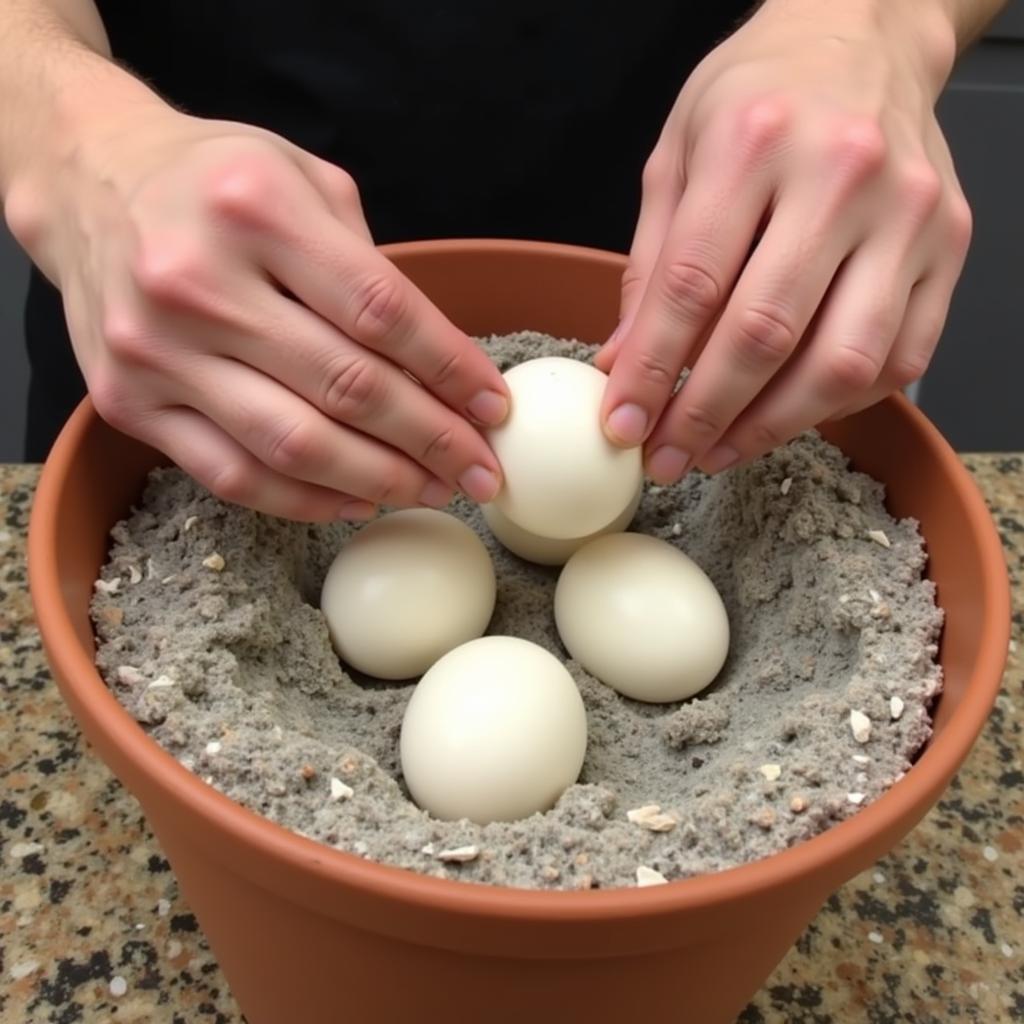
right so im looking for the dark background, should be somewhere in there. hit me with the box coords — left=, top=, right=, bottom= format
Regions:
left=1, top=3, right=1021, bottom=458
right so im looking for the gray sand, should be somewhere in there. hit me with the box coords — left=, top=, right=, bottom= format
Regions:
left=91, top=332, right=943, bottom=890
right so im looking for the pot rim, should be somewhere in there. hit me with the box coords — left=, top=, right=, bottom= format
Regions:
left=27, top=238, right=1011, bottom=925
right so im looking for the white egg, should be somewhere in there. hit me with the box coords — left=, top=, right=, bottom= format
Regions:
left=481, top=485, right=642, bottom=566
left=399, top=636, right=588, bottom=824
left=555, top=533, right=729, bottom=703
left=486, top=357, right=643, bottom=540
left=320, top=509, right=495, bottom=680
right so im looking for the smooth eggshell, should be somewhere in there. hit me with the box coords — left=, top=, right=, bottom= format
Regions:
left=486, top=357, right=643, bottom=540
left=399, top=636, right=588, bottom=824
left=481, top=485, right=642, bottom=566
left=320, top=509, right=495, bottom=680
left=555, top=533, right=729, bottom=703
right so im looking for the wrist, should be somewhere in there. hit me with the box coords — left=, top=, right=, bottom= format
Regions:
left=754, top=0, right=957, bottom=99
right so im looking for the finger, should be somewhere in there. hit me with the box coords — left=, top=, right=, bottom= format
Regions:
left=594, top=151, right=682, bottom=372
left=705, top=244, right=917, bottom=468
left=214, top=287, right=504, bottom=498
left=642, top=191, right=855, bottom=483
left=249, top=197, right=510, bottom=427
left=599, top=152, right=775, bottom=448
left=133, top=406, right=374, bottom=522
left=170, top=358, right=462, bottom=508
left=827, top=271, right=955, bottom=420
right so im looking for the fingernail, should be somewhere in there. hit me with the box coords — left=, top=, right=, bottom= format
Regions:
left=605, top=403, right=648, bottom=446
left=458, top=465, right=501, bottom=503
left=467, top=389, right=510, bottom=426
left=419, top=478, right=453, bottom=509
left=646, top=445, right=691, bottom=484
left=337, top=499, right=376, bottom=521
left=701, top=444, right=741, bottom=474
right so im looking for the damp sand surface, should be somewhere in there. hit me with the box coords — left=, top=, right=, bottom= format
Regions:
left=92, top=332, right=942, bottom=890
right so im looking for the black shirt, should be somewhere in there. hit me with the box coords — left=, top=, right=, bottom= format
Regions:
left=24, top=2, right=749, bottom=459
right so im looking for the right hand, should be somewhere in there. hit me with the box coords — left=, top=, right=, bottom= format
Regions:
left=6, top=103, right=509, bottom=521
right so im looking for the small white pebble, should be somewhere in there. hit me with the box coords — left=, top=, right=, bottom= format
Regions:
left=852, top=754, right=872, bottom=765
left=183, top=516, right=199, bottom=532
left=838, top=593, right=851, bottom=604
left=205, top=741, right=222, bottom=756
left=9, top=841, right=44, bottom=859
left=671, top=523, right=682, bottom=537
left=868, top=931, right=884, bottom=944
left=116, top=665, right=145, bottom=686
left=128, top=565, right=143, bottom=585
left=147, top=675, right=176, bottom=690
left=873, top=871, right=886, bottom=885
left=272, top=725, right=284, bottom=742
left=329, top=777, right=354, bottom=802
left=156, top=898, right=171, bottom=917
left=626, top=805, right=677, bottom=832
left=161, top=575, right=177, bottom=585
left=759, top=764, right=782, bottom=782
left=146, top=558, right=157, bottom=580
left=94, top=578, right=121, bottom=595
left=109, top=976, right=128, bottom=998
left=867, top=529, right=891, bottom=549
left=636, top=865, right=668, bottom=887
left=983, top=846, right=999, bottom=862
left=848, top=792, right=866, bottom=805
left=436, top=845, right=479, bottom=863
left=202, top=552, right=225, bottom=572
left=856, top=772, right=868, bottom=784
left=1009, top=639, right=1017, bottom=654
left=203, top=775, right=214, bottom=785
left=135, top=923, right=145, bottom=931
left=780, top=477, right=793, bottom=495
left=9, top=959, right=40, bottom=980
left=868, top=588, right=881, bottom=604
left=648, top=485, right=663, bottom=495
left=1002, top=943, right=1014, bottom=958
left=850, top=709, right=872, bottom=744
left=890, top=696, right=905, bottom=720
left=166, top=939, right=183, bottom=959
left=420, top=843, right=436, bottom=856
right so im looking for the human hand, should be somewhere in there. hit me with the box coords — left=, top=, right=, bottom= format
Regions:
left=6, top=102, right=508, bottom=521
left=596, top=0, right=971, bottom=482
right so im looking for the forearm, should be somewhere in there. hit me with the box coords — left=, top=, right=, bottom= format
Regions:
left=0, top=0, right=160, bottom=198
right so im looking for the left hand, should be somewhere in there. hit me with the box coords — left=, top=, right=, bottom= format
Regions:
left=596, top=0, right=972, bottom=483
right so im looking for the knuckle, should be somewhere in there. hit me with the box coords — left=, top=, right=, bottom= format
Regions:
left=641, top=151, right=671, bottom=192
left=365, top=467, right=406, bottom=507
left=825, top=344, right=883, bottom=392
left=130, top=237, right=209, bottom=305
left=679, top=403, right=723, bottom=439
left=749, top=420, right=786, bottom=449
left=660, top=260, right=721, bottom=323
left=633, top=348, right=677, bottom=390
left=102, top=309, right=159, bottom=367
left=349, top=272, right=407, bottom=343
left=888, top=351, right=931, bottom=388
left=3, top=181, right=44, bottom=250
left=897, top=162, right=943, bottom=219
left=206, top=461, right=257, bottom=507
left=731, top=304, right=797, bottom=367
left=421, top=425, right=456, bottom=464
left=204, top=154, right=279, bottom=222
left=734, top=97, right=791, bottom=159
left=89, top=374, right=133, bottom=431
left=431, top=348, right=463, bottom=390
left=827, top=117, right=887, bottom=176
left=263, top=419, right=323, bottom=475
left=326, top=166, right=361, bottom=207
left=947, top=195, right=973, bottom=251
left=322, top=355, right=389, bottom=420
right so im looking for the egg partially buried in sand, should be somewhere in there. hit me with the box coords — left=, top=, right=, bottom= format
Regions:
left=555, top=533, right=729, bottom=703
left=320, top=509, right=496, bottom=680
left=481, top=484, right=642, bottom=566
left=486, top=357, right=643, bottom=540
left=400, top=636, right=588, bottom=824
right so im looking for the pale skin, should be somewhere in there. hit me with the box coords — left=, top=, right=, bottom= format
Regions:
left=0, top=0, right=1008, bottom=519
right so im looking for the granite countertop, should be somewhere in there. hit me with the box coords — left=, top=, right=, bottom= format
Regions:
left=1, top=458, right=1021, bottom=1024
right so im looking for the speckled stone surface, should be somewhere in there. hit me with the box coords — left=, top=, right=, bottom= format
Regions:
left=1, top=458, right=1020, bottom=1024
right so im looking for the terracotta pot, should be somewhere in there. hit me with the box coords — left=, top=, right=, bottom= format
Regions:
left=28, top=240, right=1011, bottom=1024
